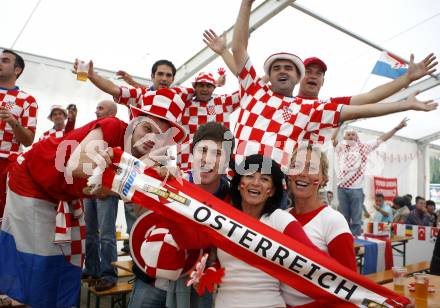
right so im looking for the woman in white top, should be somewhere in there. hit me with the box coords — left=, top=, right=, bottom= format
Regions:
left=282, top=145, right=357, bottom=307
left=215, top=154, right=317, bottom=308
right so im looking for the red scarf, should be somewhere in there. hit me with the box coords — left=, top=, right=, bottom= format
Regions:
left=99, top=149, right=409, bottom=307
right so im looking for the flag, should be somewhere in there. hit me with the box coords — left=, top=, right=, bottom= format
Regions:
left=431, top=227, right=439, bottom=240
left=405, top=225, right=413, bottom=237
left=0, top=191, right=81, bottom=307
left=418, top=226, right=426, bottom=241
left=371, top=52, right=408, bottom=79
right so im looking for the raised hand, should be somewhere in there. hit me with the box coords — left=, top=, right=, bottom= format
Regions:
left=404, top=91, right=438, bottom=111
left=203, top=29, right=227, bottom=55
left=407, top=53, right=437, bottom=82
left=116, top=70, right=134, bottom=83
left=395, top=117, right=409, bottom=130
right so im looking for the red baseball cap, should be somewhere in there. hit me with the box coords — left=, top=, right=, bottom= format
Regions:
left=304, top=57, right=327, bottom=72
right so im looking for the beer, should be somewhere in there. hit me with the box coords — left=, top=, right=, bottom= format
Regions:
left=393, top=284, right=404, bottom=293
left=76, top=60, right=89, bottom=82
left=76, top=71, right=88, bottom=81
left=414, top=274, right=429, bottom=299
left=392, top=266, right=406, bottom=293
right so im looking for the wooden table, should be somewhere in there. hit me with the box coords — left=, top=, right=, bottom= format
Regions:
left=390, top=236, right=413, bottom=266
left=112, top=260, right=133, bottom=273
left=383, top=274, right=440, bottom=308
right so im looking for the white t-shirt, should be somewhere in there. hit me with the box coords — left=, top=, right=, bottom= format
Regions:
left=281, top=206, right=351, bottom=306
left=215, top=209, right=295, bottom=308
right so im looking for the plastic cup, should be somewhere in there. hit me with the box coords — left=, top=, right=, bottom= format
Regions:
left=414, top=273, right=429, bottom=299
left=392, top=266, right=406, bottom=292
left=76, top=60, right=89, bottom=81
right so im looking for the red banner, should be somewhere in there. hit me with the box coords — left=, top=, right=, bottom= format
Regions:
left=373, top=177, right=398, bottom=202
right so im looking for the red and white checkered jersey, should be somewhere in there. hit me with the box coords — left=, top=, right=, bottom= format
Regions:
left=177, top=91, right=240, bottom=171
left=0, top=88, right=38, bottom=158
left=335, top=139, right=381, bottom=189
left=39, top=128, right=65, bottom=141
left=117, top=86, right=194, bottom=110
left=235, top=58, right=345, bottom=170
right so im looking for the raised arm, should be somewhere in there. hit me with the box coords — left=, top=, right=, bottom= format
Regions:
left=331, top=127, right=341, bottom=147
left=73, top=59, right=120, bottom=97
left=340, top=92, right=437, bottom=122
left=350, top=53, right=437, bottom=106
left=203, top=29, right=238, bottom=76
left=116, top=70, right=148, bottom=88
left=379, top=118, right=408, bottom=142
left=232, top=0, right=254, bottom=72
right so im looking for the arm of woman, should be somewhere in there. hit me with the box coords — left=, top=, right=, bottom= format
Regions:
left=327, top=233, right=358, bottom=272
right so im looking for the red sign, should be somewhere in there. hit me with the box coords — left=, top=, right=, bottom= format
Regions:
left=373, top=177, right=398, bottom=202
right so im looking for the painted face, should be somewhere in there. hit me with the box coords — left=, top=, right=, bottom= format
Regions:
left=299, top=63, right=325, bottom=98
left=152, top=64, right=174, bottom=89
left=268, top=59, right=300, bottom=95
left=50, top=109, right=66, bottom=126
left=239, top=171, right=275, bottom=208
left=192, top=140, right=226, bottom=186
left=194, top=82, right=215, bottom=102
left=288, top=148, right=326, bottom=200
left=131, top=116, right=171, bottom=159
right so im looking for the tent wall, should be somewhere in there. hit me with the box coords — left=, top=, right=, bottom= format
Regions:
left=328, top=130, right=419, bottom=212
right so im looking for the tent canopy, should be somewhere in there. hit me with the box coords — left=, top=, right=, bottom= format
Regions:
left=2, top=0, right=440, bottom=143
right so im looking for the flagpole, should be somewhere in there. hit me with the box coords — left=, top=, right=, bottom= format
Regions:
left=10, top=0, right=43, bottom=49
left=290, top=3, right=439, bottom=80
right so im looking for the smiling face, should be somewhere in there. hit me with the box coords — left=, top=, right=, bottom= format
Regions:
left=151, top=64, right=174, bottom=89
left=298, top=63, right=325, bottom=99
left=50, top=109, right=66, bottom=126
left=239, top=171, right=275, bottom=209
left=192, top=140, right=225, bottom=186
left=268, top=59, right=300, bottom=96
left=288, top=147, right=328, bottom=200
left=194, top=82, right=215, bottom=102
left=131, top=116, right=171, bottom=158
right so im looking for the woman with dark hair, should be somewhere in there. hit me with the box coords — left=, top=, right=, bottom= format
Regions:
left=215, top=154, right=317, bottom=308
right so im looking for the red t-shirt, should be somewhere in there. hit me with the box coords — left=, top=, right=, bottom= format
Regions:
left=9, top=117, right=127, bottom=202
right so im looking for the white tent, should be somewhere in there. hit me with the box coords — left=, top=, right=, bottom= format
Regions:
left=2, top=0, right=440, bottom=204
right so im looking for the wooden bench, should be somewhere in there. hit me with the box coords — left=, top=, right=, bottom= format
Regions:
left=366, top=261, right=430, bottom=284
left=87, top=282, right=133, bottom=308
left=117, top=268, right=134, bottom=279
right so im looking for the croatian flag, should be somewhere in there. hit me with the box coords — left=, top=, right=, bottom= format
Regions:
left=371, top=52, right=408, bottom=79
left=0, top=190, right=81, bottom=308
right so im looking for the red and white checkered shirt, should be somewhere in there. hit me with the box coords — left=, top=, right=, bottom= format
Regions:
left=39, top=128, right=65, bottom=141
left=335, top=139, right=381, bottom=189
left=177, top=91, right=240, bottom=171
left=0, top=87, right=38, bottom=158
left=235, top=58, right=346, bottom=171
left=117, top=86, right=194, bottom=110
left=117, top=86, right=240, bottom=171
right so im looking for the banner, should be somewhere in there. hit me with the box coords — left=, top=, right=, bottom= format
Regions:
left=373, top=177, right=398, bottom=202
left=99, top=149, right=409, bottom=307
left=366, top=222, right=439, bottom=243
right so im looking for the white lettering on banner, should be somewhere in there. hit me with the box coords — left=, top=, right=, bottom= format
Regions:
left=112, top=152, right=396, bottom=306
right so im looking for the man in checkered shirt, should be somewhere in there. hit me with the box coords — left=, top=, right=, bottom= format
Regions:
left=231, top=0, right=438, bottom=173
left=0, top=49, right=37, bottom=222
left=78, top=52, right=240, bottom=172
left=332, top=119, right=407, bottom=235
left=39, top=104, right=76, bottom=141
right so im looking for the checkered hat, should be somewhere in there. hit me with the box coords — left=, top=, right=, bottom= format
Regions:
left=263, top=52, right=305, bottom=81
left=47, top=104, right=67, bottom=120
left=192, top=72, right=216, bottom=87
left=130, top=211, right=202, bottom=280
left=129, top=89, right=187, bottom=143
